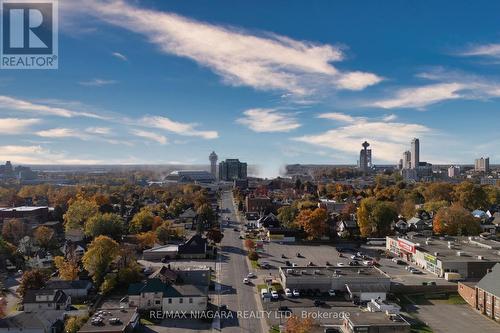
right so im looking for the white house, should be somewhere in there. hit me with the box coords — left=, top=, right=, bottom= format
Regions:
left=162, top=284, right=208, bottom=313
left=23, top=289, right=71, bottom=312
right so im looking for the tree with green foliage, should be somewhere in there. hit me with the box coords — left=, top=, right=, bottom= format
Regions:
left=82, top=236, right=120, bottom=286
left=100, top=273, right=117, bottom=295
left=129, top=207, right=155, bottom=234
left=423, top=200, right=449, bottom=213
left=84, top=213, right=124, bottom=240
left=64, top=199, right=99, bottom=231
left=357, top=198, right=398, bottom=237
left=453, top=182, right=488, bottom=211
left=277, top=206, right=298, bottom=228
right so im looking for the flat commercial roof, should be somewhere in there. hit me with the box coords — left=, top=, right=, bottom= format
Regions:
left=78, top=308, right=138, bottom=333
left=143, top=245, right=178, bottom=253
left=0, top=206, right=48, bottom=212
left=280, top=266, right=389, bottom=278
left=416, top=237, right=500, bottom=263
left=347, top=312, right=410, bottom=327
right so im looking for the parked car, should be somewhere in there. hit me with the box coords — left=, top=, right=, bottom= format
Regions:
left=243, top=278, right=249, bottom=284
left=307, top=261, right=314, bottom=266
left=292, top=289, right=300, bottom=297
left=363, top=260, right=374, bottom=266
left=337, top=262, right=346, bottom=266
left=247, top=272, right=255, bottom=278
left=271, top=290, right=279, bottom=300
left=285, top=288, right=293, bottom=297
left=324, top=328, right=340, bottom=333
left=349, top=261, right=359, bottom=266
left=328, top=289, right=336, bottom=296
left=292, top=263, right=298, bottom=267
left=410, top=268, right=423, bottom=274
left=285, top=260, right=291, bottom=266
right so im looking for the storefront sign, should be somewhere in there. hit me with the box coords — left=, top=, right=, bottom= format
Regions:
left=397, top=239, right=415, bottom=253
left=424, top=253, right=437, bottom=265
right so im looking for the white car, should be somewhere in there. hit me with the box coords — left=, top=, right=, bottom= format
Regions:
left=243, top=278, right=249, bottom=284
left=247, top=272, right=255, bottom=278
left=292, top=289, right=300, bottom=297
left=292, top=263, right=298, bottom=267
left=271, top=290, right=279, bottom=299
left=285, top=288, right=293, bottom=297
left=337, top=262, right=346, bottom=267
left=363, top=260, right=374, bottom=266
left=328, top=289, right=336, bottom=296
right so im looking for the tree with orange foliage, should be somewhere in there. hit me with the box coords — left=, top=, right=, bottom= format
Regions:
left=34, top=226, right=54, bottom=249
left=433, top=203, right=481, bottom=236
left=136, top=231, right=157, bottom=249
left=54, top=256, right=79, bottom=280
left=294, top=208, right=328, bottom=240
left=244, top=239, right=256, bottom=251
left=283, top=315, right=314, bottom=333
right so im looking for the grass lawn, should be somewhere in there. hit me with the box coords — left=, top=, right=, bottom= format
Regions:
left=411, top=322, right=433, bottom=333
left=269, top=325, right=280, bottom=333
left=405, top=293, right=466, bottom=305
left=250, top=259, right=259, bottom=269
left=73, top=304, right=88, bottom=310
left=140, top=318, right=155, bottom=325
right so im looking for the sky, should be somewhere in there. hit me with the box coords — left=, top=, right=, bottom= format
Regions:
left=1, top=0, right=500, bottom=177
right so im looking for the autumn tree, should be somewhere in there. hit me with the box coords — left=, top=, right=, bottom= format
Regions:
left=100, top=273, right=117, bottom=295
left=54, top=256, right=79, bottom=280
left=129, top=207, right=155, bottom=234
left=422, top=182, right=454, bottom=203
left=82, top=236, right=120, bottom=286
left=400, top=199, right=416, bottom=219
left=284, top=315, right=314, bottom=333
left=294, top=208, right=328, bottom=240
left=34, top=226, right=54, bottom=249
left=357, top=198, right=398, bottom=237
left=84, top=213, right=124, bottom=240
left=64, top=316, right=88, bottom=333
left=244, top=239, right=256, bottom=251
left=64, top=199, right=99, bottom=231
left=277, top=206, right=298, bottom=228
left=433, top=204, right=481, bottom=236
left=155, top=221, right=172, bottom=243
left=197, top=203, right=216, bottom=227
left=0, top=297, right=6, bottom=319
left=18, top=269, right=48, bottom=297
left=1, top=219, right=27, bottom=245
left=453, top=182, right=488, bottom=211
left=136, top=231, right=157, bottom=249
left=423, top=200, right=449, bottom=213
left=206, top=229, right=224, bottom=243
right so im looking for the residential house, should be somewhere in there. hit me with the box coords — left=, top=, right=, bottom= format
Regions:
left=256, top=213, right=280, bottom=229
left=337, top=220, right=359, bottom=237
left=149, top=265, right=211, bottom=286
left=177, top=208, right=196, bottom=224
left=23, top=289, right=71, bottom=312
left=0, top=310, right=64, bottom=333
left=162, top=284, right=208, bottom=313
left=245, top=196, right=273, bottom=214
left=128, top=279, right=166, bottom=311
left=44, top=280, right=93, bottom=299
left=407, top=217, right=427, bottom=231
left=393, top=219, right=408, bottom=233
left=28, top=249, right=54, bottom=269
left=178, top=234, right=211, bottom=259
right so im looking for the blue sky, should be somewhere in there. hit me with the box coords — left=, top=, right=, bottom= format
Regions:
left=1, top=0, right=499, bottom=177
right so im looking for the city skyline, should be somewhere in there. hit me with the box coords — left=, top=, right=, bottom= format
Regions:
left=0, top=1, right=499, bottom=177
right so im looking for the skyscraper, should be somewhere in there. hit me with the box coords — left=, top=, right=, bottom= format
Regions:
left=219, top=159, right=247, bottom=181
left=402, top=151, right=411, bottom=169
left=411, top=138, right=420, bottom=169
left=209, top=151, right=218, bottom=178
left=475, top=157, right=490, bottom=172
left=359, top=141, right=370, bottom=175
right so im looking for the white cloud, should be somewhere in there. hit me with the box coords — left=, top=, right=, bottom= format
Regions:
left=79, top=78, right=118, bottom=86
left=36, top=128, right=89, bottom=140
left=458, top=43, right=500, bottom=58
left=317, top=112, right=357, bottom=123
left=67, top=0, right=381, bottom=96
left=370, top=83, right=464, bottom=109
left=0, top=118, right=41, bottom=134
left=0, top=145, right=102, bottom=164
left=382, top=114, right=397, bottom=121
left=111, top=51, right=128, bottom=61
left=0, top=95, right=105, bottom=118
left=86, top=127, right=111, bottom=135
left=294, top=118, right=431, bottom=162
left=141, top=116, right=218, bottom=139
left=236, top=108, right=301, bottom=132
left=130, top=129, right=168, bottom=144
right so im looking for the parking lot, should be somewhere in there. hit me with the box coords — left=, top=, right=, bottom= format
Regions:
left=252, top=240, right=454, bottom=287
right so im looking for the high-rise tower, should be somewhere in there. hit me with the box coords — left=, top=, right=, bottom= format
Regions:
left=411, top=138, right=419, bottom=169
left=209, top=151, right=218, bottom=178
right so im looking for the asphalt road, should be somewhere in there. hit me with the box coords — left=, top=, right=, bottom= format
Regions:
left=216, top=191, right=266, bottom=333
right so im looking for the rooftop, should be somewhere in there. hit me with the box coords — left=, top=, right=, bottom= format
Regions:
left=392, top=235, right=500, bottom=263
left=78, top=307, right=138, bottom=333
left=143, top=244, right=179, bottom=253
left=279, top=266, right=389, bottom=279
left=476, top=263, right=500, bottom=296
left=0, top=206, right=48, bottom=212
left=347, top=312, right=410, bottom=327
